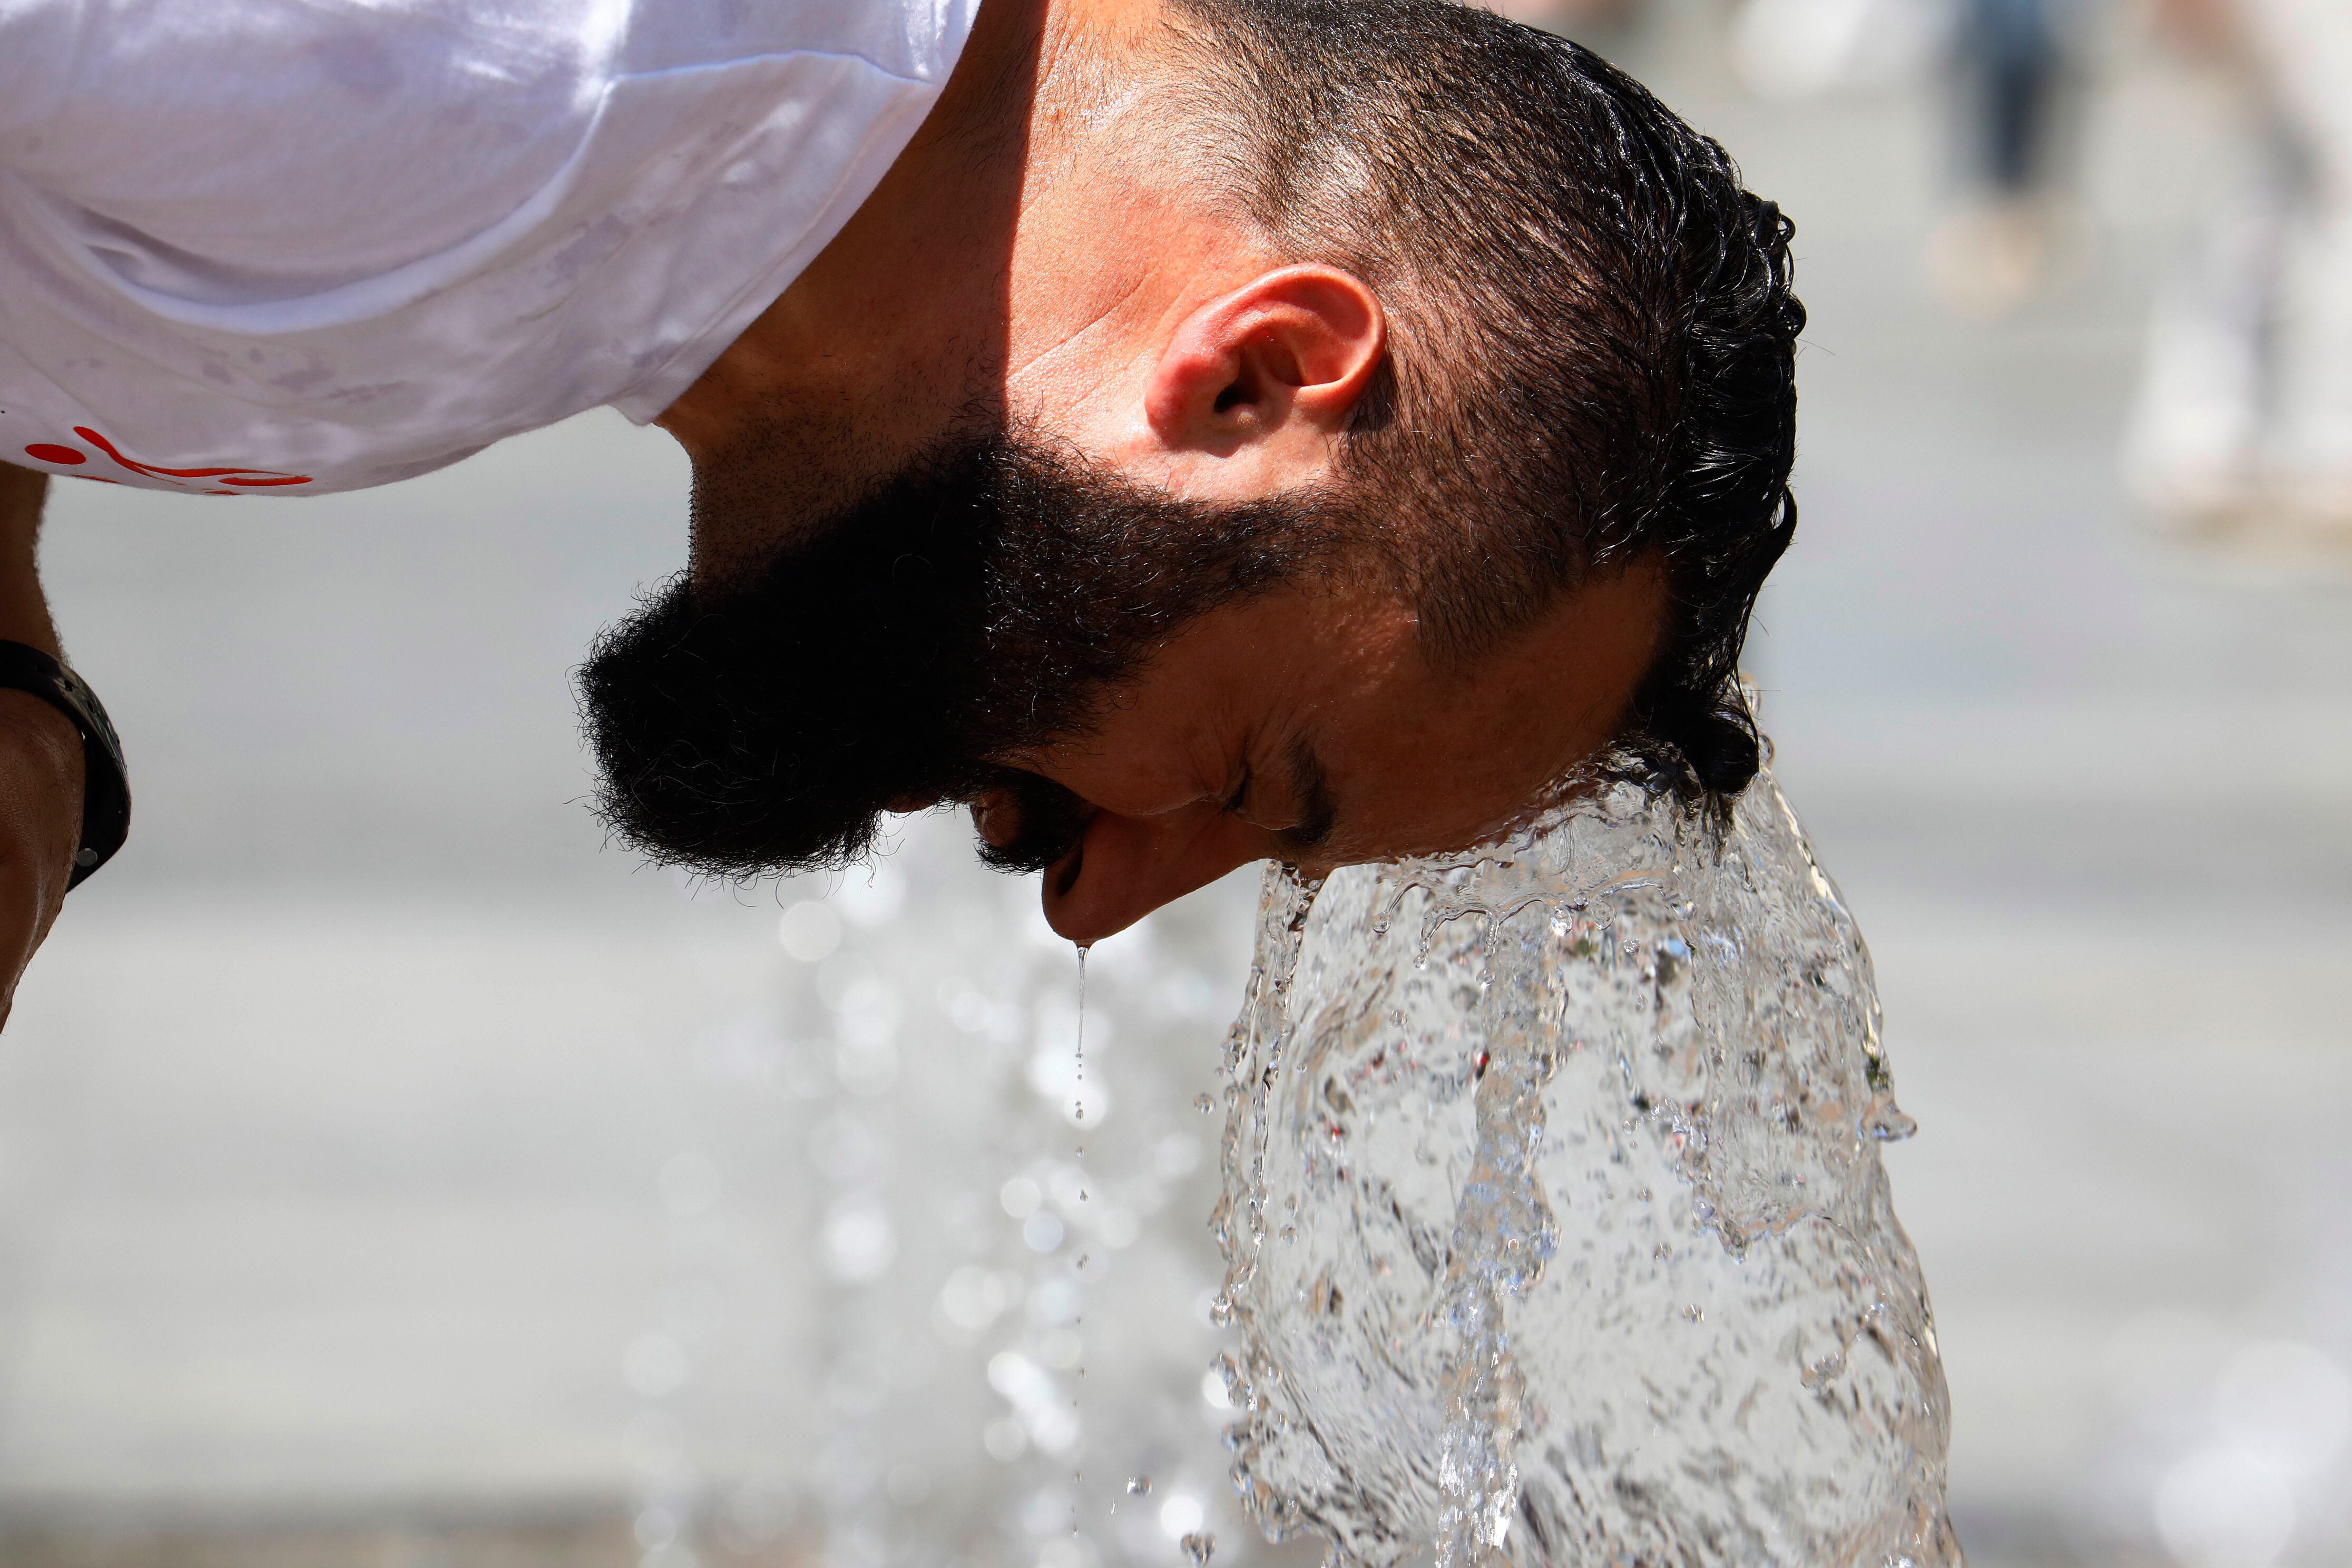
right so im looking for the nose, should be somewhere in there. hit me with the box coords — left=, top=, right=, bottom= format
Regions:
left=1038, top=805, right=1267, bottom=944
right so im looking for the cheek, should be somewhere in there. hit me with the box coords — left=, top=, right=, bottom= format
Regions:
left=1325, top=708, right=1544, bottom=854
left=1033, top=724, right=1215, bottom=819
left=1032, top=661, right=1248, bottom=817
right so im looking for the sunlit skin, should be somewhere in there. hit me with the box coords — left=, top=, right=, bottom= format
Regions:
left=655, top=0, right=1672, bottom=944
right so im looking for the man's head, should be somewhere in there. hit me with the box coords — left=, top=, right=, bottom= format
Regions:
left=590, top=0, right=1802, bottom=941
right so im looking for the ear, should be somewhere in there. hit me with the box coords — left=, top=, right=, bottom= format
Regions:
left=1143, top=265, right=1385, bottom=455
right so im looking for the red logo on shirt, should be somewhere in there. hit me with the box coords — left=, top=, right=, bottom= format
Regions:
left=21, top=428, right=313, bottom=491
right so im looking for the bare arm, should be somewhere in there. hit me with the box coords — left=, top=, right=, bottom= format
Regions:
left=0, top=460, right=84, bottom=1030
left=2144, top=0, right=2248, bottom=63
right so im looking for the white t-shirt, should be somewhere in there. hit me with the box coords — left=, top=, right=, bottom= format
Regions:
left=0, top=0, right=978, bottom=495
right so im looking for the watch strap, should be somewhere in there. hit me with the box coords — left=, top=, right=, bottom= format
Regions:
left=0, top=641, right=131, bottom=888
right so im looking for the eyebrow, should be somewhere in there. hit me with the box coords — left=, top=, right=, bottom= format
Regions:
left=1271, top=737, right=1340, bottom=858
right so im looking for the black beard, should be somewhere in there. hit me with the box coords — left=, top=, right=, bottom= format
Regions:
left=577, top=434, right=1337, bottom=879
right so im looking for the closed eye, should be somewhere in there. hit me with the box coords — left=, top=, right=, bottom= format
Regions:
left=1272, top=739, right=1339, bottom=856
left=1222, top=765, right=1253, bottom=816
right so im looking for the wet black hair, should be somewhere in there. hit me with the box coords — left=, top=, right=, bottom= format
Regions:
left=1162, top=0, right=1803, bottom=798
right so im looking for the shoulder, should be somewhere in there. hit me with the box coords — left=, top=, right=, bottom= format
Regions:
left=2, top=0, right=973, bottom=281
left=1, top=1, right=625, bottom=282
left=618, top=0, right=979, bottom=83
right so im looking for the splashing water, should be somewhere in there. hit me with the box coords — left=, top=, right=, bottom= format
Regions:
left=1211, top=766, right=1958, bottom=1566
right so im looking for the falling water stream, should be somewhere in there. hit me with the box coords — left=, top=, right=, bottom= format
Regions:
left=1210, top=761, right=1959, bottom=1566
left=734, top=751, right=1953, bottom=1568
left=1075, top=943, right=1091, bottom=1555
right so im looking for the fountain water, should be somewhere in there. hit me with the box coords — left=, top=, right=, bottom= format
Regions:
left=1211, top=762, right=1959, bottom=1565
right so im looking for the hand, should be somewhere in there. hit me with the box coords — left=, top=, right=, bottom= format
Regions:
left=0, top=688, right=83, bottom=1031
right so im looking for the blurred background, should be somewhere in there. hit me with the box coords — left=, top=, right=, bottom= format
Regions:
left=3, top=0, right=2348, bottom=1564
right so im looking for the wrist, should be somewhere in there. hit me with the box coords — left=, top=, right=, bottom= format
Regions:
left=0, top=684, right=84, bottom=761
left=0, top=646, right=128, bottom=886
left=0, top=689, right=87, bottom=874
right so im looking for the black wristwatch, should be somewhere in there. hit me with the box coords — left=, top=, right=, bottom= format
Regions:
left=0, top=641, right=130, bottom=888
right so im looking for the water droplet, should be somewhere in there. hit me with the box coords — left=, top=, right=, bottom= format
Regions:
left=1194, top=1093, right=1215, bottom=1114
left=1864, top=1096, right=1918, bottom=1142
left=1181, top=1531, right=1217, bottom=1566
left=1128, top=1475, right=1153, bottom=1495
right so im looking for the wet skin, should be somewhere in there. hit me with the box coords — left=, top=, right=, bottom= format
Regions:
left=983, top=558, right=1666, bottom=945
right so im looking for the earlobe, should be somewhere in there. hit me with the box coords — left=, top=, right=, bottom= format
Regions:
left=1144, top=265, right=1385, bottom=454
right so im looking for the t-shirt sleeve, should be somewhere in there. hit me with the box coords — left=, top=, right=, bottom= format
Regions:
left=0, top=0, right=976, bottom=496
left=0, top=0, right=83, bottom=164
left=0, top=0, right=602, bottom=300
